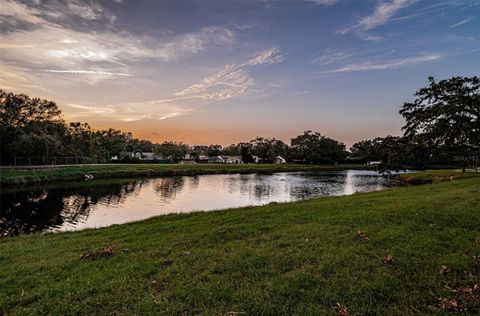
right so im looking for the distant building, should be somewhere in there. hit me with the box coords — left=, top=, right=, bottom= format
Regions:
left=274, top=156, right=286, bottom=164
left=111, top=151, right=134, bottom=160
left=179, top=154, right=196, bottom=164
left=221, top=156, right=243, bottom=164
left=133, top=151, right=162, bottom=160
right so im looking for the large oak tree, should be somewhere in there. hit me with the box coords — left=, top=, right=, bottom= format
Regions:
left=399, top=76, right=480, bottom=172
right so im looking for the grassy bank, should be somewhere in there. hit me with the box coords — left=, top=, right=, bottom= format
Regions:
left=1, top=172, right=479, bottom=315
left=0, top=163, right=374, bottom=186
left=398, top=169, right=479, bottom=184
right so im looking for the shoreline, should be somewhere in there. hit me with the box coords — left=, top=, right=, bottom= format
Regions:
left=0, top=163, right=376, bottom=186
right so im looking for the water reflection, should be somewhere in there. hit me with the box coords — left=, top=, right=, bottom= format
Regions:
left=1, top=170, right=404, bottom=236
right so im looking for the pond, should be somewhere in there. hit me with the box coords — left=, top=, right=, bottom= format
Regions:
left=0, top=170, right=404, bottom=236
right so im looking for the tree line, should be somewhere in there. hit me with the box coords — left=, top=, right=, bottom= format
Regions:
left=1, top=76, right=478, bottom=170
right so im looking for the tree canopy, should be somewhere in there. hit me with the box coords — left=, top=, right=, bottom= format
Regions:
left=290, top=131, right=347, bottom=164
left=399, top=76, right=480, bottom=171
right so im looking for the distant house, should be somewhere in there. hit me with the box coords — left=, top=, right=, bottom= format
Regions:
left=274, top=156, right=286, bottom=164
left=179, top=154, right=196, bottom=164
left=111, top=151, right=133, bottom=160
left=198, top=155, right=225, bottom=163
left=221, top=156, right=243, bottom=164
left=133, top=151, right=162, bottom=160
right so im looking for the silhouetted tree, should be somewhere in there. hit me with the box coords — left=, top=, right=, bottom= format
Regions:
left=400, top=76, right=480, bottom=172
left=290, top=131, right=347, bottom=164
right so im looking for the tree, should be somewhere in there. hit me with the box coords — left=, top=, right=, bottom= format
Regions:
left=206, top=144, right=222, bottom=156
left=400, top=76, right=480, bottom=172
left=154, top=142, right=187, bottom=162
left=221, top=144, right=240, bottom=156
left=249, top=137, right=289, bottom=162
left=350, top=139, right=382, bottom=162
left=1, top=90, right=64, bottom=164
left=290, top=131, right=347, bottom=164
left=238, top=142, right=254, bottom=163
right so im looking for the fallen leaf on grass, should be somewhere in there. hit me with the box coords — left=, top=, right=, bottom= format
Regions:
left=381, top=255, right=395, bottom=265
left=80, top=246, right=116, bottom=260
left=333, top=303, right=349, bottom=316
left=439, top=265, right=451, bottom=274
left=356, top=230, right=369, bottom=241
left=218, top=228, right=230, bottom=235
left=459, top=284, right=480, bottom=302
left=473, top=255, right=480, bottom=264
left=438, top=297, right=464, bottom=312
left=159, top=258, right=174, bottom=266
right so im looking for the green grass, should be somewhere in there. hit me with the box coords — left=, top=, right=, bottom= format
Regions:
left=0, top=163, right=374, bottom=185
left=398, top=169, right=480, bottom=184
left=1, top=171, right=479, bottom=315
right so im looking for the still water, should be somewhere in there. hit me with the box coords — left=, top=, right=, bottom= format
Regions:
left=1, top=170, right=402, bottom=236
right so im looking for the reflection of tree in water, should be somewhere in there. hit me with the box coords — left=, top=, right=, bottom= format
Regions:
left=226, top=174, right=274, bottom=201
left=153, top=177, right=185, bottom=203
left=0, top=179, right=147, bottom=237
left=188, top=176, right=200, bottom=190
left=288, top=174, right=343, bottom=200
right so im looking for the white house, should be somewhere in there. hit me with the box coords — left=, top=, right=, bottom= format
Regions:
left=198, top=155, right=225, bottom=163
left=274, top=156, right=286, bottom=164
left=221, top=156, right=243, bottom=164
left=133, top=151, right=162, bottom=160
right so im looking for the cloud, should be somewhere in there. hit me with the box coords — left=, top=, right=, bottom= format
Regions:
left=42, top=69, right=132, bottom=80
left=64, top=101, right=193, bottom=122
left=154, top=27, right=234, bottom=62
left=307, top=0, right=339, bottom=5
left=325, top=53, right=441, bottom=73
left=166, top=48, right=283, bottom=102
left=0, top=0, right=116, bottom=30
left=339, top=0, right=417, bottom=40
left=246, top=47, right=284, bottom=65
left=313, top=49, right=354, bottom=65
left=449, top=17, right=473, bottom=28
left=359, top=0, right=416, bottom=30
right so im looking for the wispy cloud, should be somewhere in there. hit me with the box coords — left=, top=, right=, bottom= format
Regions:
left=338, top=0, right=417, bottom=40
left=359, top=0, right=417, bottom=30
left=313, top=49, right=354, bottom=65
left=306, top=0, right=339, bottom=6
left=449, top=17, right=473, bottom=28
left=64, top=101, right=193, bottom=122
left=152, top=47, right=284, bottom=103
left=325, top=53, right=441, bottom=73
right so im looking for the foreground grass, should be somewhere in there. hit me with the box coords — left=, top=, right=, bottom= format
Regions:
left=1, top=172, right=479, bottom=315
left=0, top=163, right=374, bottom=186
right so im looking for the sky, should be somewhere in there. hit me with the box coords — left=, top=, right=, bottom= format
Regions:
left=1, top=0, right=479, bottom=147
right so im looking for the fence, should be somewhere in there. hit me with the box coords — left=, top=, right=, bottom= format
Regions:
left=13, top=156, right=96, bottom=166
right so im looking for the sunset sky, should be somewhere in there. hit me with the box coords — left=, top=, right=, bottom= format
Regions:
left=1, top=0, right=479, bottom=147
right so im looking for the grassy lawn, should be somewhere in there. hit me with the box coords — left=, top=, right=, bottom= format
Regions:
left=1, top=171, right=479, bottom=315
left=0, top=163, right=374, bottom=185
